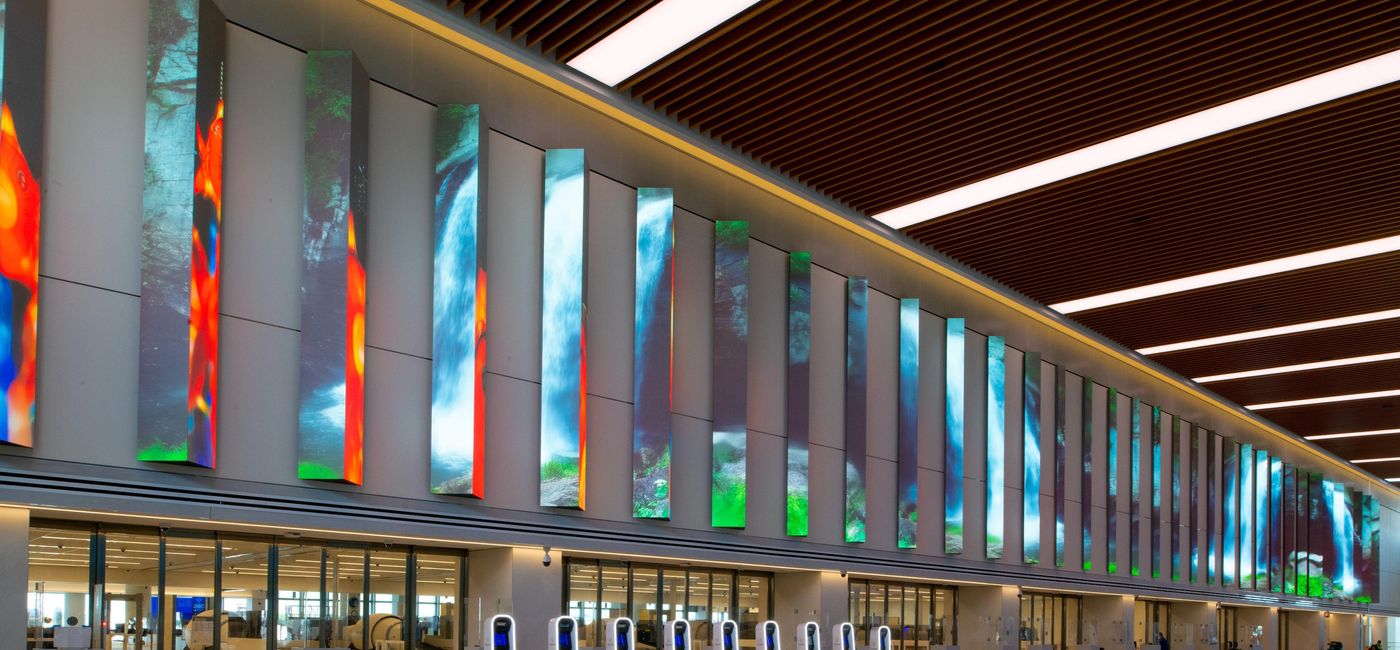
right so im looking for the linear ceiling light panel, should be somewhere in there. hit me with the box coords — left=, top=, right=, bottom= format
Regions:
left=1350, top=457, right=1400, bottom=465
left=1137, top=309, right=1400, bottom=355
left=1305, top=428, right=1400, bottom=441
left=1194, top=351, right=1400, bottom=383
left=1052, top=235, right=1400, bottom=314
left=873, top=50, right=1400, bottom=229
left=567, top=0, right=761, bottom=86
left=1246, top=388, right=1400, bottom=411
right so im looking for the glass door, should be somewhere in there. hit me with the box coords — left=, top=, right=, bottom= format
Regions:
left=104, top=593, right=145, bottom=650
left=1217, top=606, right=1238, bottom=650
left=1135, top=600, right=1169, bottom=646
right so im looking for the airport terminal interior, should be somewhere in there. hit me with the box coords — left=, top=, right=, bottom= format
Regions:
left=2, top=1, right=1399, bottom=649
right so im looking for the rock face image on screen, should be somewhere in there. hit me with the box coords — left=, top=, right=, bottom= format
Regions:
left=786, top=252, right=812, bottom=536
left=0, top=0, right=44, bottom=448
left=897, top=299, right=920, bottom=549
left=844, top=277, right=868, bottom=543
left=1022, top=351, right=1042, bottom=564
left=985, top=335, right=1005, bottom=558
left=430, top=104, right=486, bottom=496
left=712, top=220, right=748, bottom=528
left=633, top=187, right=673, bottom=519
left=540, top=148, right=588, bottom=509
left=297, top=51, right=368, bottom=484
left=945, top=317, right=965, bottom=554
left=137, top=0, right=224, bottom=466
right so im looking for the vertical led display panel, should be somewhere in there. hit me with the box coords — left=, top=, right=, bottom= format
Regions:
left=1239, top=443, right=1254, bottom=589
left=138, top=0, right=225, bottom=465
left=1105, top=389, right=1118, bottom=573
left=945, top=317, right=965, bottom=554
left=539, top=148, right=588, bottom=508
left=1170, top=416, right=1181, bottom=581
left=632, top=188, right=674, bottom=519
left=297, top=51, right=368, bottom=484
left=1222, top=439, right=1238, bottom=587
left=843, top=277, right=869, bottom=543
left=1023, top=351, right=1042, bottom=564
left=1081, top=376, right=1093, bottom=571
left=1360, top=494, right=1379, bottom=602
left=985, top=335, right=1006, bottom=558
left=711, top=220, right=749, bottom=529
left=1282, top=464, right=1296, bottom=594
left=1207, top=432, right=1218, bottom=584
left=430, top=104, right=486, bottom=497
left=1189, top=426, right=1200, bottom=583
left=897, top=299, right=920, bottom=549
left=1150, top=407, right=1161, bottom=578
left=0, top=0, right=44, bottom=448
left=1328, top=480, right=1356, bottom=599
left=785, top=252, right=812, bottom=537
left=1130, top=399, right=1142, bottom=576
left=1254, top=449, right=1268, bottom=589
left=1306, top=472, right=1325, bottom=596
left=1052, top=366, right=1067, bottom=567
left=1268, top=456, right=1283, bottom=592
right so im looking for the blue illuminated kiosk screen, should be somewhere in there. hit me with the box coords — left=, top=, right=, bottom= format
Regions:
left=766, top=624, right=778, bottom=650
left=618, top=620, right=632, bottom=650
left=494, top=618, right=512, bottom=650
left=561, top=619, right=575, bottom=650
left=675, top=624, right=687, bottom=649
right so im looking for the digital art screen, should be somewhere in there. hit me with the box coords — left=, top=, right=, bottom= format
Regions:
left=1022, top=351, right=1042, bottom=564
left=897, top=299, right=920, bottom=549
left=785, top=251, right=812, bottom=536
left=1239, top=443, right=1254, bottom=589
left=1189, top=427, right=1200, bottom=582
left=844, top=277, right=869, bottom=543
left=1053, top=365, right=1066, bottom=567
left=1081, top=376, right=1093, bottom=571
left=539, top=148, right=588, bottom=508
left=1283, top=463, right=1296, bottom=594
left=1268, top=455, right=1283, bottom=592
left=1130, top=399, right=1141, bottom=576
left=632, top=187, right=674, bottom=519
left=430, top=103, right=486, bottom=497
left=138, top=0, right=224, bottom=466
left=296, top=50, right=368, bottom=484
left=1170, top=416, right=1180, bottom=581
left=1222, top=439, right=1238, bottom=586
left=1206, top=432, right=1218, bottom=584
left=945, top=317, right=965, bottom=554
left=985, top=335, right=1006, bottom=558
left=1150, top=407, right=1161, bottom=578
left=711, top=220, right=749, bottom=528
left=1105, top=388, right=1118, bottom=573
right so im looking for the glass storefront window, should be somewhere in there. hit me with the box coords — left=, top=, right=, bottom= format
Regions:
left=687, top=570, right=710, bottom=647
left=365, top=548, right=408, bottom=645
left=328, top=546, right=366, bottom=647
left=165, top=534, right=215, bottom=650
left=1019, top=593, right=1080, bottom=650
left=568, top=560, right=601, bottom=645
left=221, top=538, right=270, bottom=644
left=275, top=543, right=323, bottom=644
left=848, top=580, right=956, bottom=649
left=632, top=566, right=660, bottom=650
left=104, top=530, right=163, bottom=650
left=28, top=526, right=93, bottom=650
left=600, top=562, right=628, bottom=639
left=416, top=551, right=462, bottom=648
left=662, top=570, right=686, bottom=628
left=735, top=573, right=768, bottom=646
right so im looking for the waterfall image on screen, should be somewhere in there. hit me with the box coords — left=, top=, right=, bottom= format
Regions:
left=1130, top=399, right=1141, bottom=576
left=1023, top=351, right=1042, bottom=564
left=1207, top=432, right=1218, bottom=584
left=1105, top=388, right=1118, bottom=573
left=1328, top=480, right=1356, bottom=599
left=430, top=104, right=486, bottom=497
left=1268, top=456, right=1282, bottom=592
left=945, top=317, right=965, bottom=554
left=1254, top=449, right=1268, bottom=590
left=1222, top=439, right=1238, bottom=587
left=297, top=51, right=368, bottom=484
left=0, top=0, right=44, bottom=448
left=985, top=335, right=1006, bottom=558
left=786, top=252, right=812, bottom=537
left=1151, top=407, right=1161, bottom=578
left=1081, top=376, right=1093, bottom=571
left=1282, top=464, right=1296, bottom=594
left=540, top=148, right=588, bottom=509
left=1239, top=443, right=1254, bottom=589
left=1360, top=494, right=1379, bottom=603
left=1189, top=426, right=1200, bottom=582
left=712, top=220, right=749, bottom=528
left=897, top=299, right=920, bottom=549
left=632, top=187, right=674, bottom=519
left=138, top=0, right=224, bottom=466
left=1053, top=365, right=1066, bottom=567
left=1170, top=416, right=1180, bottom=581
left=844, top=277, right=869, bottom=543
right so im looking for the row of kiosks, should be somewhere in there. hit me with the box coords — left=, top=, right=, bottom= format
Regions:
left=482, top=614, right=893, bottom=650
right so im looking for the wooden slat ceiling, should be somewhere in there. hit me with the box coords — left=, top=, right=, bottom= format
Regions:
left=437, top=1, right=1400, bottom=479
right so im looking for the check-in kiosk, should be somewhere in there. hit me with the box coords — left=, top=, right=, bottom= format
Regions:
left=833, top=623, right=856, bottom=650
left=868, top=626, right=891, bottom=650
left=797, top=622, right=821, bottom=650
left=548, top=616, right=580, bottom=650
left=758, top=620, right=781, bottom=650
left=486, top=615, right=516, bottom=650
left=713, top=620, right=740, bottom=650
left=665, top=619, right=692, bottom=650
left=605, top=617, right=636, bottom=650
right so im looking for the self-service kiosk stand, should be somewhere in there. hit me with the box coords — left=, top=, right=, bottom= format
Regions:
left=797, top=622, right=821, bottom=650
left=867, top=626, right=891, bottom=650
left=712, top=620, right=739, bottom=650
left=547, top=616, right=580, bottom=650
left=758, top=620, right=781, bottom=650
left=486, top=615, right=516, bottom=650
left=664, top=619, right=692, bottom=650
left=605, top=617, right=636, bottom=650
left=833, top=623, right=856, bottom=650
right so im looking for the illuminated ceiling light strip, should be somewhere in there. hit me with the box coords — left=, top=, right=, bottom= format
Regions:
left=1194, top=351, right=1400, bottom=383
left=567, top=0, right=761, bottom=86
left=1350, top=457, right=1400, bottom=465
left=1305, top=428, right=1400, bottom=441
left=1246, top=388, right=1400, bottom=411
left=872, top=50, right=1400, bottom=229
left=1137, top=308, right=1400, bottom=355
left=1388, top=478, right=1400, bottom=483
left=1052, top=236, right=1400, bottom=314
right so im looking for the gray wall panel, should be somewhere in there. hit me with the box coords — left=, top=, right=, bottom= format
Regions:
left=808, top=264, right=845, bottom=453
left=867, top=291, right=898, bottom=463
left=672, top=209, right=713, bottom=422
left=216, top=317, right=300, bottom=485
left=584, top=172, right=635, bottom=404
left=484, top=132, right=543, bottom=382
left=747, top=242, right=786, bottom=438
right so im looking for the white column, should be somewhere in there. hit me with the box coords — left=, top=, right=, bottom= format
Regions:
left=0, top=507, right=29, bottom=650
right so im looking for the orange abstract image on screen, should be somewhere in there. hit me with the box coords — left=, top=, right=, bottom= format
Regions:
left=189, top=99, right=224, bottom=462
left=0, top=101, right=39, bottom=447
left=345, top=209, right=366, bottom=486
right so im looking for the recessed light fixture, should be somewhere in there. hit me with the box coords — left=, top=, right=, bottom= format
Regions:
left=1051, top=236, right=1400, bottom=314
left=1193, top=351, right=1400, bottom=384
left=1304, top=428, right=1400, bottom=441
left=1246, top=388, right=1400, bottom=411
left=567, top=0, right=761, bottom=86
left=872, top=50, right=1400, bottom=229
left=1349, top=457, right=1400, bottom=465
left=1137, top=308, right=1400, bottom=355
left=1386, top=478, right=1400, bottom=483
